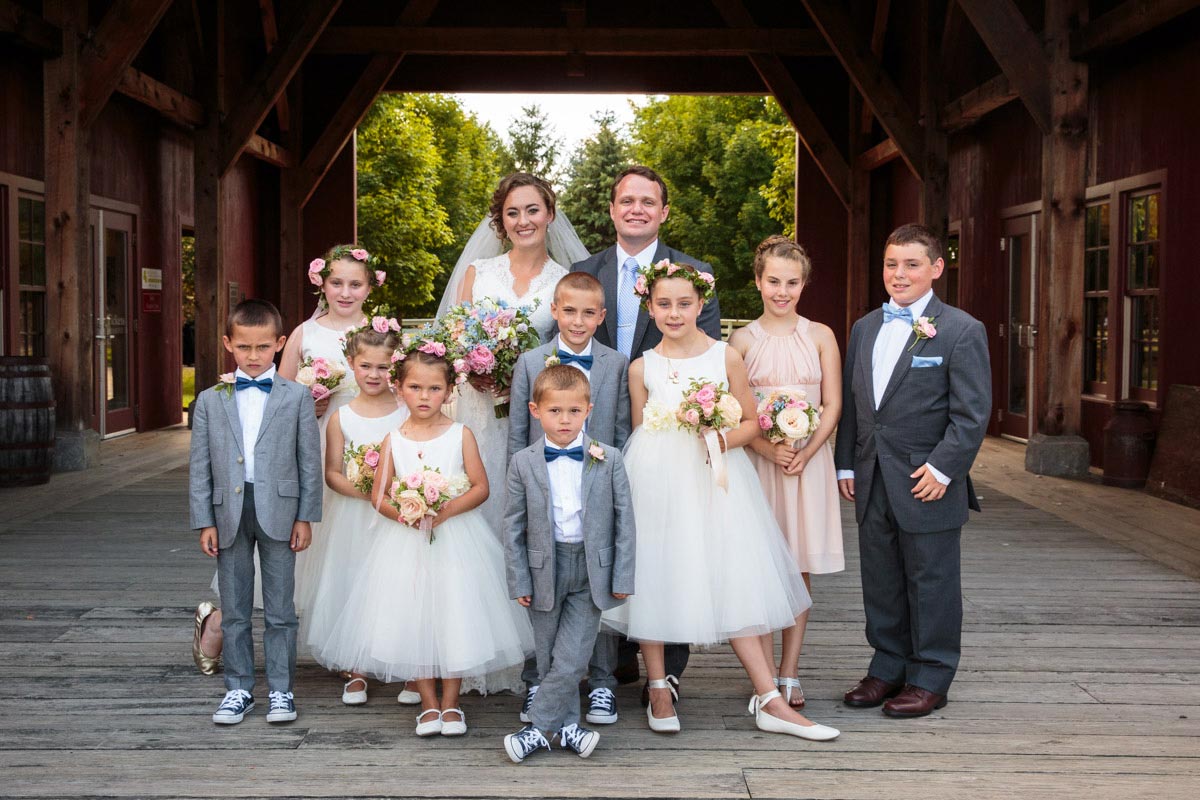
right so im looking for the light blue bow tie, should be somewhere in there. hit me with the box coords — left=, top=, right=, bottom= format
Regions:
left=882, top=304, right=913, bottom=324
left=235, top=376, right=273, bottom=393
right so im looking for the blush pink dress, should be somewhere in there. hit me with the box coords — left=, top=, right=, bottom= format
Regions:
left=743, top=318, right=845, bottom=575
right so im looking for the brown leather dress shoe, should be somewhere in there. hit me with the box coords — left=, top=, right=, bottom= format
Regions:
left=882, top=685, right=947, bottom=718
left=843, top=675, right=903, bottom=708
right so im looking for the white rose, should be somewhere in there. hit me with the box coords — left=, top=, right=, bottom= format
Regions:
left=296, top=365, right=315, bottom=385
left=345, top=459, right=360, bottom=484
left=715, top=394, right=743, bottom=428
left=447, top=474, right=471, bottom=498
left=642, top=402, right=675, bottom=432
left=776, top=407, right=811, bottom=441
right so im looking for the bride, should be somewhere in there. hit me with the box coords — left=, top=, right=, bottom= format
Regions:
left=438, top=172, right=590, bottom=533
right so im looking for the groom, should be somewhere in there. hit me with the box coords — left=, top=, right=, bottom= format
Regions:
left=572, top=165, right=722, bottom=698
left=835, top=223, right=990, bottom=718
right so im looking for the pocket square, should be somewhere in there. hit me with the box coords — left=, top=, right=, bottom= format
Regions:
left=912, top=356, right=943, bottom=368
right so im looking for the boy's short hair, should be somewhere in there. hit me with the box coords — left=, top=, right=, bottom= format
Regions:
left=885, top=223, right=943, bottom=263
left=553, top=271, right=605, bottom=305
left=532, top=364, right=592, bottom=405
left=226, top=299, right=284, bottom=338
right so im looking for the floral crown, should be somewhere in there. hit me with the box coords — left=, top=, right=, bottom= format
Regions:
left=340, top=314, right=403, bottom=356
left=633, top=259, right=716, bottom=309
left=390, top=327, right=470, bottom=386
left=308, top=244, right=387, bottom=290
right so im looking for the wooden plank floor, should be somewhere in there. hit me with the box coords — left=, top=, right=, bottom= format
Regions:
left=1, top=431, right=1199, bottom=798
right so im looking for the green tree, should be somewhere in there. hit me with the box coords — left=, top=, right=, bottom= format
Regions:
left=500, top=104, right=562, bottom=179
left=559, top=110, right=632, bottom=254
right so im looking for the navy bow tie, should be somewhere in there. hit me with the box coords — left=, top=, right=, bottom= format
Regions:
left=235, top=376, right=273, bottom=393
left=882, top=304, right=914, bottom=325
left=544, top=445, right=584, bottom=463
left=556, top=350, right=593, bottom=369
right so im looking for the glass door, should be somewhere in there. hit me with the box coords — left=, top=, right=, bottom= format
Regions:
left=91, top=209, right=137, bottom=436
left=1000, top=214, right=1038, bottom=440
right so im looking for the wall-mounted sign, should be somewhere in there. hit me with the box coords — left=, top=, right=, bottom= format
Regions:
left=141, top=268, right=163, bottom=291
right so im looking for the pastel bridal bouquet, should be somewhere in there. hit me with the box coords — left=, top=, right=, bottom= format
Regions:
left=386, top=466, right=471, bottom=543
left=436, top=298, right=541, bottom=418
left=756, top=389, right=820, bottom=448
left=675, top=378, right=743, bottom=490
left=295, top=355, right=346, bottom=402
left=343, top=441, right=383, bottom=496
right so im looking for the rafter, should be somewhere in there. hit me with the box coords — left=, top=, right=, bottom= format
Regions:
left=939, top=72, right=1018, bottom=131
left=799, top=0, right=924, bottom=179
left=258, top=0, right=291, bottom=133
left=313, top=26, right=830, bottom=56
left=218, top=0, right=341, bottom=175
left=116, top=67, right=204, bottom=128
left=860, top=0, right=891, bottom=134
left=78, top=0, right=173, bottom=128
left=0, top=0, right=60, bottom=55
left=856, top=138, right=899, bottom=171
left=1070, top=0, right=1200, bottom=59
left=955, top=0, right=1051, bottom=133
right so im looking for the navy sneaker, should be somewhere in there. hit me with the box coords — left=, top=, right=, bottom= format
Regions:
left=504, top=725, right=550, bottom=763
left=212, top=689, right=254, bottom=724
left=266, top=690, right=297, bottom=723
left=558, top=723, right=600, bottom=758
left=519, top=684, right=538, bottom=724
left=585, top=687, right=618, bottom=724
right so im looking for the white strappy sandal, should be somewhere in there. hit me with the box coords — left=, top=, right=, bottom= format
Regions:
left=749, top=689, right=839, bottom=741
left=774, top=676, right=806, bottom=708
left=645, top=675, right=680, bottom=733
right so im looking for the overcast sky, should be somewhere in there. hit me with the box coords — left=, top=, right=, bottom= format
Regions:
left=454, top=93, right=648, bottom=156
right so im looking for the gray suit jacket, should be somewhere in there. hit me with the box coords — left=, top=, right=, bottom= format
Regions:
left=833, top=295, right=991, bottom=533
left=504, top=435, right=636, bottom=612
left=507, top=339, right=631, bottom=460
left=571, top=242, right=723, bottom=357
left=189, top=376, right=323, bottom=547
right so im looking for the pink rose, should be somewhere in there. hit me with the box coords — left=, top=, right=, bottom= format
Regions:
left=918, top=318, right=938, bottom=338
left=684, top=408, right=701, bottom=426
left=634, top=274, right=648, bottom=296
left=466, top=344, right=495, bottom=373
left=310, top=384, right=331, bottom=402
left=363, top=449, right=380, bottom=468
left=698, top=272, right=715, bottom=286
left=701, top=402, right=715, bottom=418
left=218, top=372, right=235, bottom=385
left=308, top=258, right=325, bottom=286
left=388, top=318, right=401, bottom=332
left=312, top=359, right=331, bottom=380
left=666, top=262, right=680, bottom=275
left=391, top=350, right=404, bottom=363
left=423, top=482, right=441, bottom=505
left=418, top=340, right=446, bottom=357
left=758, top=414, right=773, bottom=430
left=695, top=386, right=716, bottom=405
left=350, top=248, right=369, bottom=261
left=453, top=358, right=467, bottom=375
left=588, top=443, right=605, bottom=461
left=393, top=489, right=427, bottom=527
left=375, top=270, right=387, bottom=285
left=403, top=471, right=424, bottom=488
left=797, top=400, right=810, bottom=410
left=372, top=316, right=390, bottom=333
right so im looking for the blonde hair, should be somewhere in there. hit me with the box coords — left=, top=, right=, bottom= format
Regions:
left=754, top=235, right=812, bottom=283
left=532, top=364, right=591, bottom=405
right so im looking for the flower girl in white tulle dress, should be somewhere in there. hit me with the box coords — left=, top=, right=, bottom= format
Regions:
left=302, top=322, right=408, bottom=704
left=600, top=261, right=839, bottom=741
left=313, top=347, right=533, bottom=737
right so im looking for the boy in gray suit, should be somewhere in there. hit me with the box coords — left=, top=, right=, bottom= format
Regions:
left=503, top=366, right=636, bottom=762
left=190, top=300, right=323, bottom=725
left=509, top=272, right=631, bottom=726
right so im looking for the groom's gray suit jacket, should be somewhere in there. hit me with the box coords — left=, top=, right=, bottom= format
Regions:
left=504, top=436, right=636, bottom=613
left=189, top=376, right=323, bottom=547
left=834, top=295, right=991, bottom=533
left=507, top=339, right=631, bottom=459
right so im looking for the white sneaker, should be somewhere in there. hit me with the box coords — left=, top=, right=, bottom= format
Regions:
left=415, top=708, right=443, bottom=736
left=519, top=684, right=538, bottom=723
left=504, top=725, right=550, bottom=763
left=440, top=707, right=467, bottom=736
left=749, top=689, right=839, bottom=741
left=342, top=677, right=368, bottom=706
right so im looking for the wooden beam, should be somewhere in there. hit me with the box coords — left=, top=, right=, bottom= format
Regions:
left=955, top=0, right=1052, bottom=134
left=218, top=0, right=341, bottom=175
left=0, top=0, right=61, bottom=55
left=712, top=0, right=849, bottom=208
left=78, top=0, right=173, bottom=129
left=313, top=26, right=831, bottom=56
left=116, top=67, right=205, bottom=128
left=939, top=72, right=1018, bottom=132
left=856, top=137, right=899, bottom=170
left=799, top=0, right=924, bottom=180
left=918, top=0, right=948, bottom=239
left=258, top=0, right=291, bottom=133
left=1070, top=0, right=1200, bottom=59
left=246, top=134, right=293, bottom=169
left=193, top=0, right=224, bottom=392
left=860, top=0, right=891, bottom=134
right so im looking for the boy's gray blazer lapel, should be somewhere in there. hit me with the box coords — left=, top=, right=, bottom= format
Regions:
left=580, top=434, right=597, bottom=517
left=255, top=379, right=289, bottom=445
left=878, top=295, right=942, bottom=411
left=220, top=389, right=245, bottom=455
left=530, top=445, right=554, bottom=530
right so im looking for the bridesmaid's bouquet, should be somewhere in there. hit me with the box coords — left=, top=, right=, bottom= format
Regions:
left=437, top=298, right=541, bottom=418
left=343, top=441, right=383, bottom=496
left=756, top=389, right=820, bottom=447
left=295, top=355, right=346, bottom=402
left=386, top=466, right=471, bottom=543
left=675, top=378, right=743, bottom=491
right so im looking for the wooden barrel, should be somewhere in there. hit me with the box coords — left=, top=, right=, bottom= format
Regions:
left=0, top=357, right=56, bottom=487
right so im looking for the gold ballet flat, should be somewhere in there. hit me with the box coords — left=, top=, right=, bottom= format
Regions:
left=192, top=601, right=220, bottom=675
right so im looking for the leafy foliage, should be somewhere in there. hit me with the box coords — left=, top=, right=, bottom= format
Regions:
left=559, top=111, right=632, bottom=254
left=499, top=104, right=563, bottom=180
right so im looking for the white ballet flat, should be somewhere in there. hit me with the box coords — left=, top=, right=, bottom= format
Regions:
left=749, top=689, right=839, bottom=741
left=645, top=675, right=680, bottom=733
left=415, top=708, right=443, bottom=737
left=440, top=707, right=467, bottom=737
left=396, top=688, right=422, bottom=705
left=341, top=677, right=368, bottom=706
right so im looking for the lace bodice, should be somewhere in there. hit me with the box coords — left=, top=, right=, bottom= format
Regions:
left=470, top=253, right=567, bottom=342
left=643, top=341, right=729, bottom=406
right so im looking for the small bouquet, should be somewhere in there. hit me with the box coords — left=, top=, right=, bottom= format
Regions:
left=756, top=389, right=820, bottom=448
left=675, top=378, right=743, bottom=490
left=436, top=298, right=541, bottom=418
left=343, top=441, right=383, bottom=496
left=386, top=466, right=471, bottom=543
left=295, top=355, right=346, bottom=402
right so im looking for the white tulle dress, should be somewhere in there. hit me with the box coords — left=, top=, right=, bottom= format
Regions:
left=302, top=403, right=408, bottom=658
left=311, top=422, right=534, bottom=682
left=601, top=342, right=812, bottom=645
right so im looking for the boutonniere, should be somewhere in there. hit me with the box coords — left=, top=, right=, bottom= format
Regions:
left=908, top=316, right=937, bottom=351
left=215, top=373, right=236, bottom=397
left=544, top=353, right=561, bottom=368
left=586, top=442, right=606, bottom=469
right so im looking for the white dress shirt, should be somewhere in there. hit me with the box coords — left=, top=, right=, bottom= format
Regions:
left=615, top=240, right=658, bottom=345
left=555, top=335, right=593, bottom=380
left=837, top=291, right=949, bottom=486
left=544, top=433, right=585, bottom=544
left=234, top=364, right=275, bottom=483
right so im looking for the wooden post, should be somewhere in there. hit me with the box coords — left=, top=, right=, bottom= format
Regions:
left=43, top=0, right=98, bottom=469
left=919, top=0, right=948, bottom=241
left=192, top=2, right=225, bottom=392
left=279, top=80, right=305, bottom=333
left=847, top=93, right=872, bottom=335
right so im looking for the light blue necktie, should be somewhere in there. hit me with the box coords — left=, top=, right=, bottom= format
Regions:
left=616, top=257, right=641, bottom=357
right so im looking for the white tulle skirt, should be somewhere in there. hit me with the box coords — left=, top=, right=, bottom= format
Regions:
left=449, top=384, right=508, bottom=537
left=601, top=427, right=812, bottom=645
left=312, top=508, right=534, bottom=682
left=301, top=493, right=379, bottom=658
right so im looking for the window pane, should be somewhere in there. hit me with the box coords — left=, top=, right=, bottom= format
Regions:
left=1084, top=297, right=1108, bottom=385
left=1129, top=296, right=1159, bottom=391
left=1085, top=205, right=1110, bottom=248
left=32, top=244, right=46, bottom=286
left=1098, top=203, right=1110, bottom=245
left=18, top=197, right=31, bottom=240
left=19, top=242, right=33, bottom=284
left=18, top=290, right=47, bottom=358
